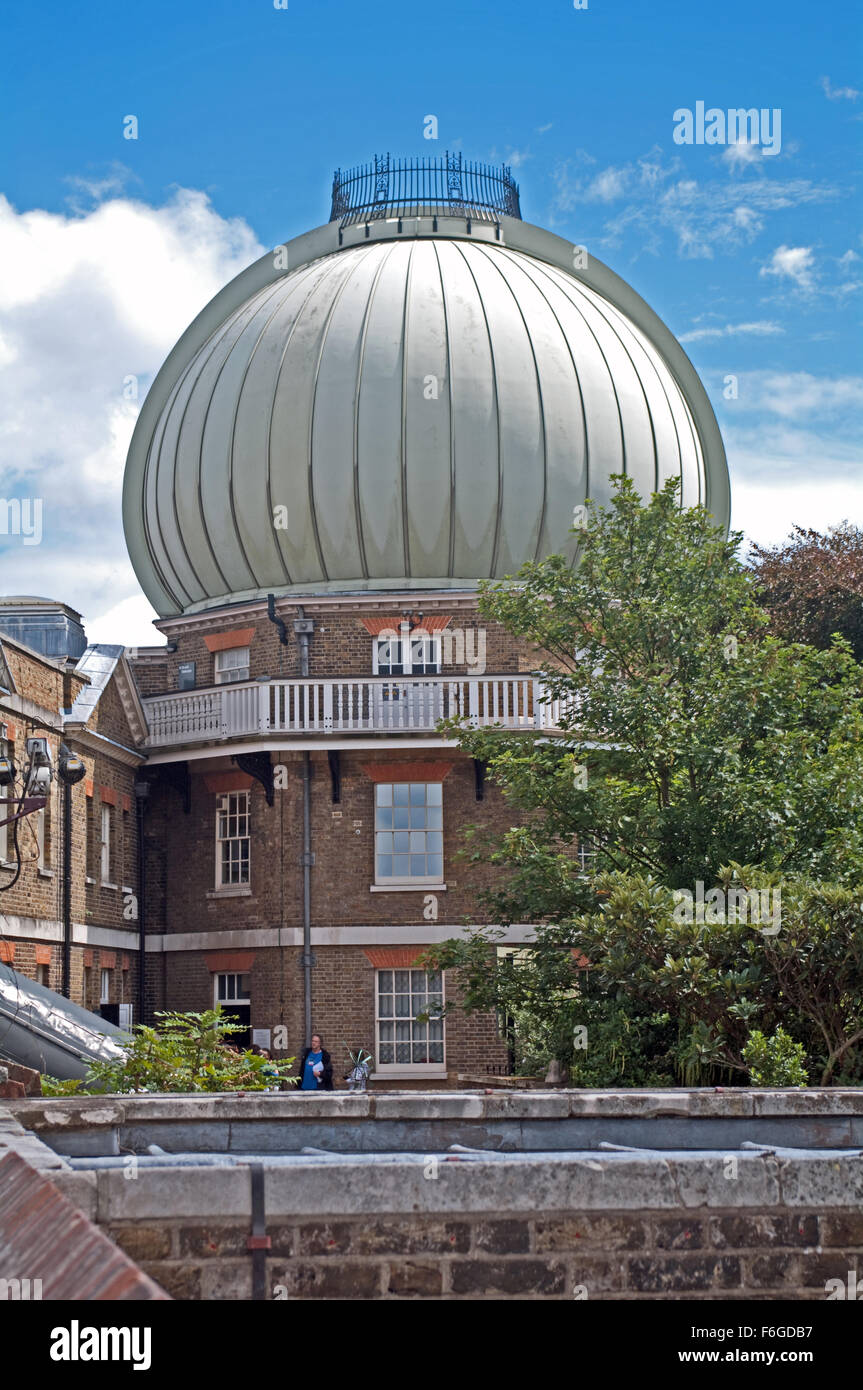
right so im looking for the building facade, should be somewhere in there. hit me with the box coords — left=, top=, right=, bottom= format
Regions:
left=0, top=156, right=729, bottom=1087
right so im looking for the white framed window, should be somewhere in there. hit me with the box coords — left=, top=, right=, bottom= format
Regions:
left=214, top=972, right=251, bottom=1006
left=577, top=838, right=596, bottom=873
left=215, top=647, right=250, bottom=684
left=37, top=963, right=50, bottom=988
left=374, top=782, right=443, bottom=884
left=100, top=804, right=112, bottom=883
left=373, top=632, right=440, bottom=676
left=100, top=968, right=111, bottom=1004
left=216, top=791, right=250, bottom=887
left=376, top=968, right=444, bottom=1069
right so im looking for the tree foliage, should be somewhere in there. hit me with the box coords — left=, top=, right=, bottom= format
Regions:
left=428, top=479, right=863, bottom=1085
left=751, top=522, right=863, bottom=661
left=44, top=1008, right=298, bottom=1094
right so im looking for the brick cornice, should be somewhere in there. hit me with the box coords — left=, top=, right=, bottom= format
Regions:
left=204, top=950, right=256, bottom=973
left=359, top=616, right=453, bottom=635
left=362, top=760, right=455, bottom=783
left=202, top=771, right=253, bottom=794
left=203, top=628, right=255, bottom=653
left=363, top=947, right=427, bottom=968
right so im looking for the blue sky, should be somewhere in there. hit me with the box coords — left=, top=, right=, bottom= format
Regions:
left=0, top=0, right=860, bottom=642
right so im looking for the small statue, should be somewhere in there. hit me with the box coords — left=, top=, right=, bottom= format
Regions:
left=344, top=1046, right=373, bottom=1092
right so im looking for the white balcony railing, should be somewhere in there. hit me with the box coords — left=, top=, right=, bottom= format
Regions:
left=142, top=676, right=566, bottom=749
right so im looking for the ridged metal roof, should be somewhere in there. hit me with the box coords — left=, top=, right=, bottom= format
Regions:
left=126, top=222, right=728, bottom=616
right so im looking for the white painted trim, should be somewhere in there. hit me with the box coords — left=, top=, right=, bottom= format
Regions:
left=0, top=914, right=141, bottom=950
left=370, top=884, right=447, bottom=893
left=144, top=736, right=456, bottom=764
left=144, top=922, right=538, bottom=953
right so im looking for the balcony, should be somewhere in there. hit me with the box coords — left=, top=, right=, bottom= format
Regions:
left=142, top=676, right=566, bottom=750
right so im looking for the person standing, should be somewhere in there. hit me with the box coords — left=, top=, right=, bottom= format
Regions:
left=299, top=1033, right=334, bottom=1091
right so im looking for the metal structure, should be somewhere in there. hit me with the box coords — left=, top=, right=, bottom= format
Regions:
left=330, top=152, right=521, bottom=226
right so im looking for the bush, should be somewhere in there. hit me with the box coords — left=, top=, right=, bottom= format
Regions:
left=743, top=1027, right=808, bottom=1087
left=77, top=1008, right=297, bottom=1094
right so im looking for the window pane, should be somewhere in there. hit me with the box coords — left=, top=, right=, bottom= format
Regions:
left=394, top=971, right=409, bottom=992
left=376, top=855, right=392, bottom=878
left=379, top=1044, right=394, bottom=1064
left=427, top=783, right=442, bottom=804
left=393, top=807, right=410, bottom=828
left=426, top=971, right=442, bottom=991
left=393, top=832, right=409, bottom=853
left=428, top=855, right=443, bottom=879
left=379, top=1021, right=394, bottom=1041
left=377, top=832, right=393, bottom=853
left=378, top=995, right=393, bottom=1019
left=378, top=971, right=393, bottom=993
left=395, top=1041, right=411, bottom=1064
left=410, top=855, right=426, bottom=876
left=392, top=854, right=410, bottom=876
left=375, top=808, right=393, bottom=829
left=376, top=784, right=392, bottom=806
left=428, top=1040, right=444, bottom=1063
left=409, top=784, right=426, bottom=805
left=408, top=831, right=425, bottom=852
left=426, top=832, right=443, bottom=853
left=426, top=805, right=442, bottom=829
left=412, top=1042, right=429, bottom=1062
left=393, top=784, right=409, bottom=805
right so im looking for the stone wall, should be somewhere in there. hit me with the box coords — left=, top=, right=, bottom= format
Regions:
left=9, top=1091, right=863, bottom=1302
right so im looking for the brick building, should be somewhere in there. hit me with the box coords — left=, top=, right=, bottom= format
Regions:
left=0, top=598, right=147, bottom=1025
left=2, top=156, right=729, bottom=1087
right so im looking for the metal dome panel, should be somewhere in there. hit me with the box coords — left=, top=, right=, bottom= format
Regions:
left=124, top=215, right=729, bottom=616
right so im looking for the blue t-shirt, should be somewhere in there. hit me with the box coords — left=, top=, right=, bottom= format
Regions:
left=302, top=1050, right=324, bottom=1090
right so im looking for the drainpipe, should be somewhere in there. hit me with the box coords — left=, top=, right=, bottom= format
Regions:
left=293, top=606, right=316, bottom=1048
left=134, top=779, right=149, bottom=1026
left=267, top=597, right=315, bottom=1048
left=61, top=778, right=72, bottom=999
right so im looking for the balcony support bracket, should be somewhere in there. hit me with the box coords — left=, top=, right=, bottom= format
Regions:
left=328, top=749, right=341, bottom=804
left=235, top=752, right=275, bottom=807
left=160, top=760, right=191, bottom=814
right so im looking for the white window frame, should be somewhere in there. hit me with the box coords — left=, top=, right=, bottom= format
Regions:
left=100, top=804, right=112, bottom=884
left=214, top=646, right=250, bottom=685
left=372, top=630, right=441, bottom=676
left=375, top=967, right=445, bottom=1074
left=374, top=781, right=444, bottom=886
left=100, top=967, right=111, bottom=1004
left=216, top=791, right=250, bottom=889
left=214, top=972, right=251, bottom=1007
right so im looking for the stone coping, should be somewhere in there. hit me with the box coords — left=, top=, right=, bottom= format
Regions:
left=8, top=1088, right=863, bottom=1130
left=58, top=1151, right=863, bottom=1221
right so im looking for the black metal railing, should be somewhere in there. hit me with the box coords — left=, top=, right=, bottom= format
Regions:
left=330, top=152, right=522, bottom=227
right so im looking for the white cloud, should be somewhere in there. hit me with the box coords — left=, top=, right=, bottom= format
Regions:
left=678, top=320, right=783, bottom=344
left=820, top=76, right=860, bottom=102
left=759, top=244, right=815, bottom=290
left=554, top=147, right=839, bottom=260
left=718, top=370, right=863, bottom=420
left=583, top=166, right=630, bottom=202
left=0, top=187, right=263, bottom=643
left=721, top=141, right=763, bottom=169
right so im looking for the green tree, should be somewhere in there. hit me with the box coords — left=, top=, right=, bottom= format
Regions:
left=429, top=479, right=863, bottom=1082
